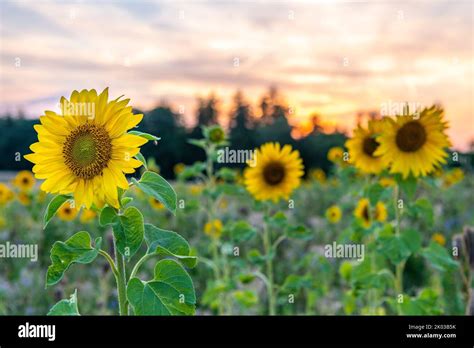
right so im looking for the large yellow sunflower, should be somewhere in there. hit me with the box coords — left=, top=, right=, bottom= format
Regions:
left=346, top=120, right=388, bottom=174
left=244, top=143, right=304, bottom=202
left=374, top=106, right=451, bottom=178
left=25, top=88, right=147, bottom=209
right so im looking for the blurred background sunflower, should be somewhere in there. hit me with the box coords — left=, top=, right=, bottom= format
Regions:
left=244, top=142, right=304, bottom=202
left=12, top=170, right=36, bottom=191
left=346, top=120, right=387, bottom=174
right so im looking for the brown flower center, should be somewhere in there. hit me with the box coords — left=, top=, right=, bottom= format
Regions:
left=362, top=205, right=370, bottom=221
left=362, top=136, right=379, bottom=157
left=63, top=123, right=112, bottom=179
left=263, top=162, right=285, bottom=186
left=395, top=121, right=427, bottom=152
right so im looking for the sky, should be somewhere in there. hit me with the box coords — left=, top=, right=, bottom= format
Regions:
left=0, top=0, right=473, bottom=149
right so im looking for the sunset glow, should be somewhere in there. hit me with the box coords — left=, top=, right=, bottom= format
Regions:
left=0, top=0, right=472, bottom=149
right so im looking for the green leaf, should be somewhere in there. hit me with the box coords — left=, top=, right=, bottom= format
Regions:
left=215, top=182, right=246, bottom=196
left=227, top=221, right=256, bottom=243
left=128, top=130, right=160, bottom=141
left=47, top=289, right=80, bottom=316
left=127, top=259, right=196, bottom=315
left=238, top=273, right=256, bottom=284
left=144, top=224, right=197, bottom=268
left=377, top=234, right=412, bottom=265
left=99, top=206, right=117, bottom=226
left=396, top=174, right=417, bottom=199
left=422, top=242, right=458, bottom=272
left=179, top=162, right=206, bottom=180
left=46, top=232, right=101, bottom=287
left=120, top=196, right=134, bottom=207
left=247, top=249, right=265, bottom=265
left=43, top=195, right=71, bottom=228
left=285, top=225, right=312, bottom=240
left=413, top=198, right=434, bottom=226
left=232, top=290, right=258, bottom=308
left=281, top=274, right=313, bottom=292
left=132, top=171, right=177, bottom=214
left=113, top=206, right=144, bottom=260
left=366, top=183, right=384, bottom=205
left=216, top=167, right=237, bottom=182
left=135, top=152, right=147, bottom=170
left=265, top=211, right=288, bottom=228
left=401, top=228, right=422, bottom=254
left=188, top=138, right=207, bottom=149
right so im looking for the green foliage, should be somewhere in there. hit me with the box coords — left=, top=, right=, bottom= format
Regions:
left=127, top=259, right=196, bottom=315
left=47, top=290, right=80, bottom=316
left=46, top=231, right=101, bottom=287
left=112, top=206, right=144, bottom=260
left=144, top=223, right=197, bottom=268
left=422, top=242, right=459, bottom=272
left=99, top=206, right=117, bottom=226
left=132, top=171, right=177, bottom=214
left=226, top=221, right=256, bottom=243
left=128, top=130, right=161, bottom=141
left=43, top=195, right=71, bottom=228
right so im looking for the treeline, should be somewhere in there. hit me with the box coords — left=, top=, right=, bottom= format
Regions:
left=1, top=88, right=347, bottom=178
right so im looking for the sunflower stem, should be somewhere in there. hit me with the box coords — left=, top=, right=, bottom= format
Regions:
left=263, top=204, right=276, bottom=315
left=113, top=237, right=128, bottom=316
left=393, top=183, right=405, bottom=315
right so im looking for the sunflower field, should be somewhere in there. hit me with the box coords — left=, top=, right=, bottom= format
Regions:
left=0, top=88, right=472, bottom=316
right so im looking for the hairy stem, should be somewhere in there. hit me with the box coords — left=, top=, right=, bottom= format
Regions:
left=114, top=238, right=128, bottom=316
left=263, top=209, right=276, bottom=315
left=393, top=184, right=405, bottom=315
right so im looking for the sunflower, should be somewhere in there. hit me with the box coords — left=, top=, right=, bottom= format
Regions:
left=24, top=88, right=147, bottom=209
left=218, top=198, right=229, bottom=210
left=244, top=143, right=304, bottom=202
left=346, top=120, right=388, bottom=174
left=204, top=219, right=223, bottom=239
left=189, top=184, right=203, bottom=196
left=17, top=192, right=31, bottom=206
left=326, top=205, right=342, bottom=224
left=432, top=233, right=446, bottom=246
left=379, top=177, right=396, bottom=187
left=13, top=170, right=36, bottom=191
left=80, top=209, right=97, bottom=223
left=354, top=198, right=371, bottom=228
left=0, top=183, right=14, bottom=205
left=149, top=197, right=165, bottom=211
left=57, top=201, right=78, bottom=221
left=310, top=168, right=326, bottom=183
left=327, top=146, right=345, bottom=164
left=374, top=106, right=451, bottom=178
left=442, top=168, right=464, bottom=187
left=174, top=163, right=185, bottom=176
left=374, top=202, right=387, bottom=222
left=206, top=125, right=226, bottom=144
